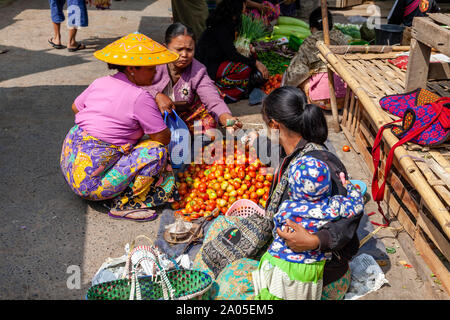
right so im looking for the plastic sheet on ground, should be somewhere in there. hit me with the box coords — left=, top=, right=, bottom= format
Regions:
left=344, top=253, right=389, bottom=300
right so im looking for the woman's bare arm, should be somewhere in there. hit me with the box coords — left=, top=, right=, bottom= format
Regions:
left=148, top=127, right=171, bottom=146
left=72, top=103, right=79, bottom=114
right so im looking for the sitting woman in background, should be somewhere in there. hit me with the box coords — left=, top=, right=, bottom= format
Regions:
left=144, top=23, right=242, bottom=136
left=245, top=0, right=280, bottom=25
left=282, top=7, right=348, bottom=111
left=196, top=0, right=269, bottom=102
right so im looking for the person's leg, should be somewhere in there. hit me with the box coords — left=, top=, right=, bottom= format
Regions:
left=62, top=130, right=173, bottom=221
left=49, top=0, right=66, bottom=47
left=51, top=22, right=62, bottom=46
left=320, top=267, right=351, bottom=300
left=67, top=0, right=88, bottom=50
left=108, top=140, right=178, bottom=219
left=68, top=27, right=85, bottom=49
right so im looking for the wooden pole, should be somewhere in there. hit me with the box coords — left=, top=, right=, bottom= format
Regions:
left=320, top=0, right=340, bottom=133
left=316, top=41, right=450, bottom=239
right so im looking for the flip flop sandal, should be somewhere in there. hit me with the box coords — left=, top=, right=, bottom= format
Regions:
left=108, top=208, right=158, bottom=222
left=68, top=43, right=86, bottom=52
left=48, top=38, right=64, bottom=49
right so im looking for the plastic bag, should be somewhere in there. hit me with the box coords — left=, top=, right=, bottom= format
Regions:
left=91, top=243, right=130, bottom=286
left=344, top=253, right=389, bottom=300
left=163, top=110, right=190, bottom=169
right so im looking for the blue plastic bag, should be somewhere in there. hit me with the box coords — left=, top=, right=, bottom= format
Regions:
left=163, top=110, right=190, bottom=168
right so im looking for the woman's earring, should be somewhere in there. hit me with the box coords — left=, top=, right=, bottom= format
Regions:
left=131, top=72, right=135, bottom=76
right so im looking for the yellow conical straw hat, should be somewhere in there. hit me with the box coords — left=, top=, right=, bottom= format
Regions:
left=94, top=32, right=179, bottom=67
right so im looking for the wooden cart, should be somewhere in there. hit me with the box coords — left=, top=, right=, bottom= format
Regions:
left=317, top=41, right=450, bottom=294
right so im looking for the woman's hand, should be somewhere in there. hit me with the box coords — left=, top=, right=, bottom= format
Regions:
left=277, top=219, right=321, bottom=252
left=242, top=130, right=259, bottom=146
left=255, top=60, right=269, bottom=79
left=155, top=93, right=175, bottom=115
left=249, top=44, right=256, bottom=55
left=219, top=113, right=243, bottom=135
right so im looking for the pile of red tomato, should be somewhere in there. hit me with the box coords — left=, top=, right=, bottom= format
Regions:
left=172, top=140, right=274, bottom=222
left=262, top=74, right=282, bottom=95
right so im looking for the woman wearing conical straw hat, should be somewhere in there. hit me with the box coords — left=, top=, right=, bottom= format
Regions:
left=60, top=33, right=181, bottom=222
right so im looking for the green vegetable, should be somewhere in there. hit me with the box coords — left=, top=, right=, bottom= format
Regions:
left=333, top=23, right=361, bottom=41
left=386, top=247, right=396, bottom=254
left=235, top=14, right=270, bottom=57
left=277, top=16, right=310, bottom=29
left=273, top=25, right=311, bottom=39
left=257, top=51, right=291, bottom=76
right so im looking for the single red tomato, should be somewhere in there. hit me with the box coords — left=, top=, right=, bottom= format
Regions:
left=198, top=182, right=207, bottom=193
left=256, top=175, right=265, bottom=183
left=191, top=213, right=199, bottom=219
left=171, top=202, right=180, bottom=210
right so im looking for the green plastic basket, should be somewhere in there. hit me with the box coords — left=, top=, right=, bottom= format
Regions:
left=86, top=269, right=213, bottom=300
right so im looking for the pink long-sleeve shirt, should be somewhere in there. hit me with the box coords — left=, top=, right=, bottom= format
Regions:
left=143, top=58, right=231, bottom=121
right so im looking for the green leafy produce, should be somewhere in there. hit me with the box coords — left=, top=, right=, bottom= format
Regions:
left=257, top=51, right=291, bottom=76
left=277, top=16, right=310, bottom=29
left=235, top=14, right=270, bottom=57
left=333, top=23, right=361, bottom=41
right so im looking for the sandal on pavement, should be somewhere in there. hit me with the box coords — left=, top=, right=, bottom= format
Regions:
left=48, top=38, right=64, bottom=49
left=68, top=43, right=86, bottom=52
left=108, top=208, right=158, bottom=222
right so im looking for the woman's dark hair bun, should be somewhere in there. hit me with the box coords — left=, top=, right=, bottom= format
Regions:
left=262, top=86, right=328, bottom=145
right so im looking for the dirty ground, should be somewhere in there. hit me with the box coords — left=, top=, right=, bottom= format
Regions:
left=0, top=0, right=448, bottom=300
